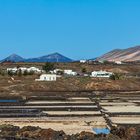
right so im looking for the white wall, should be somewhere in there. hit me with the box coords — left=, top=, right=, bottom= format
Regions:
left=91, top=71, right=113, bottom=78
left=36, top=74, right=57, bottom=81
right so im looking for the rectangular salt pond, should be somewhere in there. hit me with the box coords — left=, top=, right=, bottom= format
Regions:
left=0, top=100, right=18, bottom=103
left=93, top=128, right=110, bottom=134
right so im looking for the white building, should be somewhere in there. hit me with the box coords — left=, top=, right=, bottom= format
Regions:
left=53, top=69, right=63, bottom=74
left=18, top=67, right=27, bottom=73
left=115, top=61, right=122, bottom=64
left=98, top=60, right=104, bottom=64
left=7, top=67, right=42, bottom=74
left=27, top=67, right=42, bottom=73
left=35, top=74, right=57, bottom=81
left=64, top=70, right=72, bottom=75
left=71, top=71, right=77, bottom=76
left=80, top=60, right=87, bottom=63
left=91, top=71, right=113, bottom=78
left=7, top=67, right=18, bottom=73
left=64, top=70, right=77, bottom=76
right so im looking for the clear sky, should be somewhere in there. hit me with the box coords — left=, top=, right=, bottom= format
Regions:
left=0, top=0, right=140, bottom=60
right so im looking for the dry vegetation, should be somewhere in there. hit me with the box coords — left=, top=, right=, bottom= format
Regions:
left=1, top=62, right=140, bottom=74
left=0, top=125, right=140, bottom=140
left=0, top=62, right=140, bottom=97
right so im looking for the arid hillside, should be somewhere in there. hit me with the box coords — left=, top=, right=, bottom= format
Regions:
left=0, top=74, right=140, bottom=97
left=1, top=62, right=140, bottom=74
left=0, top=62, right=140, bottom=97
left=97, top=46, right=140, bottom=62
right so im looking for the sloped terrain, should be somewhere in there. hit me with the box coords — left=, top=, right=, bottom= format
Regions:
left=97, top=46, right=140, bottom=62
left=1, top=53, right=73, bottom=63
left=25, top=52, right=73, bottom=62
left=1, top=54, right=24, bottom=62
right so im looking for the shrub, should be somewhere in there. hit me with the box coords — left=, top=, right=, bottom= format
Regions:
left=109, top=73, right=123, bottom=80
left=82, top=68, right=87, bottom=73
left=7, top=71, right=15, bottom=76
left=43, top=63, right=54, bottom=73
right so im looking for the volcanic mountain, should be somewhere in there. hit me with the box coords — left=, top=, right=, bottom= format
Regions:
left=25, top=52, right=73, bottom=62
left=1, top=53, right=73, bottom=63
left=97, top=46, right=140, bottom=62
left=1, top=54, right=25, bottom=62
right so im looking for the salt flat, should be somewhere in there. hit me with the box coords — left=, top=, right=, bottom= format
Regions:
left=42, top=111, right=101, bottom=115
left=100, top=102, right=136, bottom=106
left=26, top=100, right=93, bottom=104
left=111, top=117, right=140, bottom=124
left=0, top=105, right=97, bottom=109
left=0, top=117, right=107, bottom=134
left=102, top=106, right=140, bottom=113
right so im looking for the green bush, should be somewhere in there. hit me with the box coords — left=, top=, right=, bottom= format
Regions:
left=109, top=73, right=123, bottom=80
left=82, top=68, right=87, bottom=73
left=43, top=63, right=54, bottom=73
left=7, top=71, right=15, bottom=76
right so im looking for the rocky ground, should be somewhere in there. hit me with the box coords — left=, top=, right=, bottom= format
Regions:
left=0, top=63, right=140, bottom=97
left=0, top=125, right=140, bottom=140
left=0, top=75, right=140, bottom=97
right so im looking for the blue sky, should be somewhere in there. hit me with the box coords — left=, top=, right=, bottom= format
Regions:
left=0, top=0, right=140, bottom=60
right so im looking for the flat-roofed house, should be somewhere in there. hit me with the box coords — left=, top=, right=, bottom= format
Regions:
left=91, top=71, right=113, bottom=78
left=27, top=67, right=42, bottom=73
left=35, top=74, right=57, bottom=81
left=115, top=61, right=122, bottom=64
left=53, top=69, right=63, bottom=74
left=80, top=60, right=87, bottom=63
left=7, top=67, right=18, bottom=73
left=64, top=70, right=77, bottom=76
left=18, top=67, right=27, bottom=73
left=7, top=67, right=42, bottom=74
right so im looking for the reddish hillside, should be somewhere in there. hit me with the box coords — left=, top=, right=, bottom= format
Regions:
left=97, top=46, right=140, bottom=62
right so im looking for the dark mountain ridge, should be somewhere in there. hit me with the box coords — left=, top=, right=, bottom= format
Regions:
left=1, top=53, right=73, bottom=63
left=1, top=54, right=24, bottom=62
left=25, top=52, right=73, bottom=62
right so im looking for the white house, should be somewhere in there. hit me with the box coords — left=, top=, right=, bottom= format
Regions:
left=7, top=67, right=42, bottom=74
left=64, top=70, right=72, bottom=75
left=7, top=67, right=18, bottom=73
left=64, top=70, right=77, bottom=76
left=71, top=71, right=77, bottom=76
left=91, top=71, right=113, bottom=78
left=114, top=61, right=122, bottom=64
left=53, top=69, right=63, bottom=74
left=35, top=74, right=57, bottom=81
left=7, top=67, right=27, bottom=74
left=27, top=67, right=42, bottom=73
left=18, top=67, right=27, bottom=73
left=80, top=60, right=87, bottom=63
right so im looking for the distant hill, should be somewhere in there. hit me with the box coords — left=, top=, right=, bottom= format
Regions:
left=88, top=57, right=97, bottom=61
left=1, top=53, right=73, bottom=63
left=1, top=54, right=25, bottom=62
left=97, top=46, right=140, bottom=62
left=25, top=52, right=73, bottom=62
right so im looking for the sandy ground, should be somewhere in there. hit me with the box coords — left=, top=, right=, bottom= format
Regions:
left=110, top=117, right=140, bottom=124
left=26, top=100, right=94, bottom=104
left=68, top=97, right=91, bottom=101
left=3, top=122, right=93, bottom=134
left=0, top=117, right=106, bottom=134
left=100, top=102, right=136, bottom=106
left=0, top=92, right=140, bottom=134
left=42, top=111, right=101, bottom=115
left=102, top=106, right=140, bottom=113
left=128, top=100, right=140, bottom=103
left=0, top=105, right=97, bottom=109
